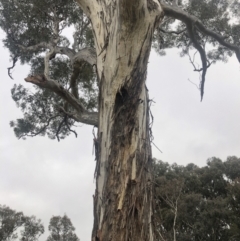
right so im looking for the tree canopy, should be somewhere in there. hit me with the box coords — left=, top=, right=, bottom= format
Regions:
left=0, top=205, right=79, bottom=241
left=1, top=156, right=240, bottom=241
left=47, top=215, right=79, bottom=241
left=0, top=0, right=239, bottom=140
left=1, top=1, right=240, bottom=240
left=0, top=205, right=44, bottom=241
left=153, top=156, right=240, bottom=241
left=0, top=0, right=97, bottom=140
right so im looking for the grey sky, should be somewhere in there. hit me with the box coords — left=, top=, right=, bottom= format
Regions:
left=0, top=30, right=240, bottom=240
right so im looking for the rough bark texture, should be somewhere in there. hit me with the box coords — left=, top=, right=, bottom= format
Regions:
left=76, top=1, right=164, bottom=240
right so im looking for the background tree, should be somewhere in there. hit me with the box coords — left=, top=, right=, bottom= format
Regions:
left=1, top=0, right=240, bottom=240
left=153, top=156, right=240, bottom=241
left=0, top=205, right=44, bottom=241
left=47, top=215, right=79, bottom=241
left=0, top=205, right=80, bottom=241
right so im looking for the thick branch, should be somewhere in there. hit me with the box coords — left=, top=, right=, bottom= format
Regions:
left=160, top=1, right=240, bottom=100
left=18, top=42, right=51, bottom=52
left=68, top=48, right=96, bottom=99
left=18, top=42, right=96, bottom=66
left=69, top=62, right=83, bottom=99
left=44, top=48, right=55, bottom=78
left=19, top=41, right=97, bottom=100
left=159, top=27, right=186, bottom=34
left=45, top=46, right=96, bottom=66
left=161, top=2, right=240, bottom=62
left=73, top=47, right=97, bottom=66
left=186, top=22, right=207, bottom=101
left=59, top=106, right=98, bottom=126
left=54, top=46, right=76, bottom=59
left=195, top=22, right=240, bottom=62
left=24, top=74, right=98, bottom=126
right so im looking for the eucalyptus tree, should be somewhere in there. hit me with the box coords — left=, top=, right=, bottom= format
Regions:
left=1, top=0, right=240, bottom=240
left=0, top=205, right=79, bottom=241
left=0, top=205, right=44, bottom=241
left=47, top=215, right=79, bottom=241
left=153, top=157, right=240, bottom=241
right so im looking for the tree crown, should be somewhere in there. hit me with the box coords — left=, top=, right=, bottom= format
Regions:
left=0, top=0, right=239, bottom=140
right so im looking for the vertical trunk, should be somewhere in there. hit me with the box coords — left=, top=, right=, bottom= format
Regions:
left=90, top=2, right=163, bottom=240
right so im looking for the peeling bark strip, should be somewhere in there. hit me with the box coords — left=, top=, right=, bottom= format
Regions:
left=76, top=1, right=164, bottom=240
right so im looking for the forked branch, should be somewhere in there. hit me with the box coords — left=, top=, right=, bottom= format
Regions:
left=25, top=75, right=98, bottom=126
left=160, top=1, right=240, bottom=100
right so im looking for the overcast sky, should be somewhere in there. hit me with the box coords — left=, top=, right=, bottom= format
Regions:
left=0, top=29, right=240, bottom=240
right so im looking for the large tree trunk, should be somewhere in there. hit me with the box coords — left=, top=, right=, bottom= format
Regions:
left=76, top=1, right=163, bottom=240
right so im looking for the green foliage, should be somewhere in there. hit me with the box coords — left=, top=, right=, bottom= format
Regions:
left=0, top=205, right=44, bottom=241
left=0, top=0, right=97, bottom=140
left=153, top=156, right=240, bottom=241
left=0, top=0, right=86, bottom=63
left=47, top=215, right=79, bottom=241
left=0, top=205, right=80, bottom=241
left=0, top=0, right=239, bottom=139
left=153, top=0, right=239, bottom=63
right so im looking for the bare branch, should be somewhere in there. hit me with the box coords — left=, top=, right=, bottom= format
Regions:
left=18, top=42, right=51, bottom=52
left=7, top=56, right=18, bottom=79
left=69, top=62, right=85, bottom=99
left=195, top=22, right=240, bottom=62
left=151, top=141, right=163, bottom=153
left=59, top=106, right=98, bottom=126
left=24, top=74, right=98, bottom=126
left=160, top=1, right=240, bottom=100
left=188, top=78, right=200, bottom=90
left=159, top=27, right=186, bottom=35
left=24, top=75, right=85, bottom=112
left=161, top=2, right=240, bottom=62
left=187, top=51, right=198, bottom=70
left=67, top=49, right=96, bottom=99
left=54, top=46, right=75, bottom=59
left=73, top=47, right=97, bottom=66
left=185, top=22, right=207, bottom=101
left=64, top=116, right=78, bottom=138
left=44, top=48, right=55, bottom=78
left=56, top=116, right=65, bottom=141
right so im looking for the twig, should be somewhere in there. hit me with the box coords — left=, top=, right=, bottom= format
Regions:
left=56, top=116, right=66, bottom=141
left=18, top=115, right=60, bottom=139
left=64, top=116, right=78, bottom=138
left=7, top=56, right=18, bottom=79
left=187, top=78, right=199, bottom=90
left=151, top=141, right=163, bottom=153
